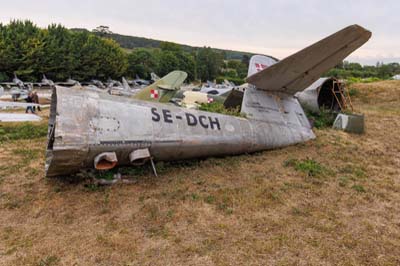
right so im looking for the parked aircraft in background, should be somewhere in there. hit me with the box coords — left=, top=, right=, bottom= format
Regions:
left=37, top=75, right=55, bottom=87
left=107, top=77, right=138, bottom=96
left=132, top=75, right=151, bottom=86
left=81, top=79, right=106, bottom=89
left=56, top=78, right=81, bottom=87
left=0, top=74, right=26, bottom=89
left=0, top=74, right=33, bottom=100
left=150, top=73, right=160, bottom=82
left=133, top=70, right=188, bottom=102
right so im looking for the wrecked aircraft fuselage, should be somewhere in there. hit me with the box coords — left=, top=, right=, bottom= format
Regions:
left=45, top=24, right=371, bottom=177
left=45, top=86, right=314, bottom=177
left=295, top=77, right=346, bottom=113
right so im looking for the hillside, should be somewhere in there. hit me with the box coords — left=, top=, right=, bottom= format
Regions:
left=0, top=81, right=399, bottom=265
left=71, top=28, right=271, bottom=60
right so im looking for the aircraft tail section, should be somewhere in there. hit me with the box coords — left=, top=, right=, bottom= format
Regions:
left=122, top=77, right=130, bottom=91
left=133, top=71, right=187, bottom=103
left=246, top=25, right=371, bottom=95
left=247, top=55, right=278, bottom=77
left=240, top=25, right=371, bottom=131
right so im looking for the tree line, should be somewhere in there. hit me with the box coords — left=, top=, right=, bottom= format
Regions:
left=4, top=20, right=396, bottom=84
left=326, top=61, right=400, bottom=79
left=0, top=20, right=249, bottom=83
left=0, top=20, right=126, bottom=82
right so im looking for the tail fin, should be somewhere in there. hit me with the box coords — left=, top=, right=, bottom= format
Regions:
left=241, top=25, right=371, bottom=129
left=151, top=72, right=160, bottom=81
left=246, top=25, right=371, bottom=95
left=133, top=70, right=187, bottom=103
left=247, top=55, right=278, bottom=77
left=121, top=77, right=130, bottom=91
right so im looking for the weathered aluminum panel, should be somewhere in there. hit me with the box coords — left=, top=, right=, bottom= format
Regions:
left=333, top=113, right=364, bottom=134
left=0, top=113, right=42, bottom=122
left=295, top=77, right=331, bottom=113
left=45, top=86, right=315, bottom=177
left=247, top=55, right=278, bottom=76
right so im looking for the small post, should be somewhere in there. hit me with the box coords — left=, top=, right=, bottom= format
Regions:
left=150, top=157, right=158, bottom=177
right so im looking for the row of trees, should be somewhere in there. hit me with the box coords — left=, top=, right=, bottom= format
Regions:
left=4, top=20, right=397, bottom=84
left=0, top=20, right=127, bottom=81
left=0, top=20, right=246, bottom=83
left=326, top=61, right=400, bottom=79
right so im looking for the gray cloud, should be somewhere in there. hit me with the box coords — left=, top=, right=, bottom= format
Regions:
left=1, top=0, right=399, bottom=64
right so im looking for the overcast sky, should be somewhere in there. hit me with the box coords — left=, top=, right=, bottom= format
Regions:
left=1, top=0, right=399, bottom=65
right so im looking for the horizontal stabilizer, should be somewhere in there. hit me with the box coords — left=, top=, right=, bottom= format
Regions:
left=0, top=101, right=40, bottom=108
left=0, top=113, right=42, bottom=122
left=246, top=25, right=371, bottom=95
left=157, top=84, right=173, bottom=90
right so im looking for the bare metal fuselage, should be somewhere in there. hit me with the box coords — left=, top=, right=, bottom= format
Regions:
left=45, top=25, right=372, bottom=177
left=45, top=86, right=315, bottom=177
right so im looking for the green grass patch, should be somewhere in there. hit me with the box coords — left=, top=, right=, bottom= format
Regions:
left=0, top=123, right=48, bottom=143
left=305, top=109, right=336, bottom=129
left=12, top=148, right=41, bottom=163
left=338, top=176, right=350, bottom=187
left=199, top=102, right=245, bottom=117
left=346, top=77, right=381, bottom=84
left=284, top=158, right=329, bottom=179
left=348, top=87, right=359, bottom=97
left=94, top=171, right=116, bottom=181
left=351, top=184, right=366, bottom=193
left=38, top=255, right=60, bottom=266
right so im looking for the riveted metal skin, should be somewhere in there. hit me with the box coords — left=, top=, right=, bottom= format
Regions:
left=45, top=86, right=315, bottom=177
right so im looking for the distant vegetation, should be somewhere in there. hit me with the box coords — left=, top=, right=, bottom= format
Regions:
left=0, top=20, right=252, bottom=83
left=82, top=26, right=256, bottom=60
left=0, top=20, right=126, bottom=81
left=1, top=20, right=399, bottom=84
left=325, top=61, right=400, bottom=80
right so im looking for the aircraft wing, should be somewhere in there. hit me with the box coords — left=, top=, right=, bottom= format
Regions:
left=0, top=82, right=17, bottom=87
left=0, top=113, right=42, bottom=122
left=157, top=84, right=174, bottom=90
left=55, top=82, right=73, bottom=86
left=246, top=25, right=371, bottom=95
left=0, top=101, right=40, bottom=108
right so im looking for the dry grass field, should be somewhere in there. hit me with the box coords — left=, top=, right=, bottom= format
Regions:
left=0, top=81, right=399, bottom=266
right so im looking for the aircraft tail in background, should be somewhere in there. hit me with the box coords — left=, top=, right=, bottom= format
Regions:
left=133, top=70, right=187, bottom=103
left=247, top=55, right=278, bottom=77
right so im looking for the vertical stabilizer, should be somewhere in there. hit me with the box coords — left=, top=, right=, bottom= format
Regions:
left=241, top=25, right=371, bottom=129
left=133, top=71, right=187, bottom=103
left=247, top=55, right=278, bottom=77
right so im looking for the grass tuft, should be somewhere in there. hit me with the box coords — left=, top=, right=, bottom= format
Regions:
left=0, top=123, right=48, bottom=143
left=37, top=255, right=60, bottom=266
left=305, top=109, right=336, bottom=129
left=352, top=184, right=366, bottom=193
left=284, top=158, right=328, bottom=178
